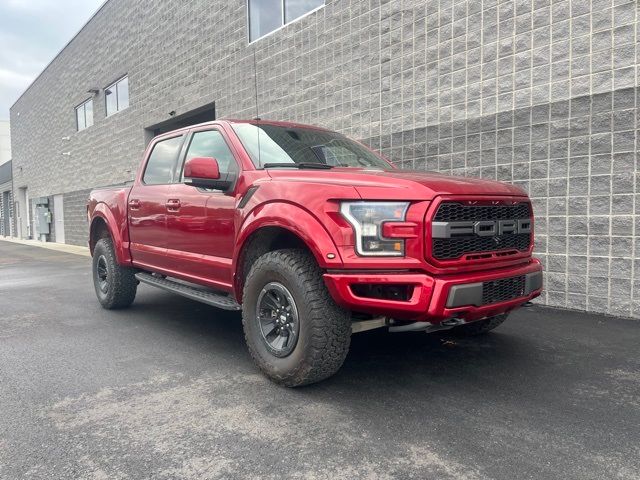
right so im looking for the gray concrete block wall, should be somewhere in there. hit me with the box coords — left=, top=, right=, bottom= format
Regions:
left=63, top=189, right=92, bottom=247
left=9, top=0, right=640, bottom=318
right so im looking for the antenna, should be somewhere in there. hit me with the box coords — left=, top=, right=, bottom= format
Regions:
left=252, top=47, right=262, bottom=168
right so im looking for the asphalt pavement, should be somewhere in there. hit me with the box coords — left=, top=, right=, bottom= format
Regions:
left=1, top=240, right=639, bottom=480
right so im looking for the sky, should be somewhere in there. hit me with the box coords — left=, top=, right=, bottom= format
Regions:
left=0, top=0, right=105, bottom=121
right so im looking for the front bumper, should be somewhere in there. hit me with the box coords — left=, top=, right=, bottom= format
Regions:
left=323, top=259, right=543, bottom=323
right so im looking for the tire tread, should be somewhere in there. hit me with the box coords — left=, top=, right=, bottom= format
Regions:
left=93, top=237, right=137, bottom=309
left=242, top=249, right=351, bottom=387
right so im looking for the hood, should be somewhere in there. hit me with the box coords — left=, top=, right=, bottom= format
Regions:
left=266, top=168, right=528, bottom=200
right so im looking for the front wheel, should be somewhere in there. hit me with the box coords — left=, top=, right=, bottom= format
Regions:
left=450, top=314, right=508, bottom=336
left=242, top=249, right=351, bottom=387
left=92, top=237, right=137, bottom=309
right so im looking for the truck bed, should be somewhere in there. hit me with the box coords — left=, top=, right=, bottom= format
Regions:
left=87, top=185, right=132, bottom=254
left=88, top=185, right=132, bottom=215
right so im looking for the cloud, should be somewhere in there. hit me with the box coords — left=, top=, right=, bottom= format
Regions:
left=3, top=0, right=55, bottom=12
left=0, top=0, right=105, bottom=120
left=0, top=68, right=35, bottom=89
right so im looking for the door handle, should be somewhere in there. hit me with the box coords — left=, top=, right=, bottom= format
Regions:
left=128, top=199, right=141, bottom=210
left=166, top=199, right=181, bottom=211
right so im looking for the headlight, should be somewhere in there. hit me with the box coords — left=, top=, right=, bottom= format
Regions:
left=340, top=201, right=410, bottom=256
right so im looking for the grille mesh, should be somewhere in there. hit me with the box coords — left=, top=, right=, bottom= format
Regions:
left=431, top=202, right=532, bottom=260
left=482, top=276, right=526, bottom=305
left=433, top=234, right=531, bottom=259
left=434, top=202, right=530, bottom=222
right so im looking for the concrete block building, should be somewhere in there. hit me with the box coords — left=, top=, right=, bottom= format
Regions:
left=9, top=0, right=640, bottom=318
left=0, top=121, right=13, bottom=238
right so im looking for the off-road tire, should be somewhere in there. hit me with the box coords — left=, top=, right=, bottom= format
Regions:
left=242, top=249, right=351, bottom=387
left=92, top=237, right=137, bottom=309
left=450, top=314, right=508, bottom=336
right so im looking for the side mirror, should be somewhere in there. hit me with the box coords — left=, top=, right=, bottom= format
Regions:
left=183, top=157, right=232, bottom=190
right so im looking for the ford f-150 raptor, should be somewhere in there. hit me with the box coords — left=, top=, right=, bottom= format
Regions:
left=88, top=120, right=542, bottom=386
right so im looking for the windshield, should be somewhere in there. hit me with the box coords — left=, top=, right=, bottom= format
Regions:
left=231, top=123, right=392, bottom=170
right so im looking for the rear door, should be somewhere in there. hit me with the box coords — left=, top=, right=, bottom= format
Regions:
left=53, top=194, right=65, bottom=244
left=2, top=191, right=10, bottom=236
left=128, top=134, right=185, bottom=270
left=165, top=128, right=239, bottom=289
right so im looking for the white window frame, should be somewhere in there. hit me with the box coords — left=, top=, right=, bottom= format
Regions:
left=75, top=98, right=93, bottom=131
left=247, top=0, right=325, bottom=44
left=105, top=75, right=130, bottom=117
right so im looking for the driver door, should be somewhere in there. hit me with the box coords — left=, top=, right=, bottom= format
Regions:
left=165, top=128, right=239, bottom=290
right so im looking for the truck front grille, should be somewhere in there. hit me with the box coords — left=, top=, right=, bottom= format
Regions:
left=433, top=235, right=531, bottom=260
left=431, top=201, right=532, bottom=261
left=434, top=202, right=531, bottom=222
left=482, top=276, right=526, bottom=305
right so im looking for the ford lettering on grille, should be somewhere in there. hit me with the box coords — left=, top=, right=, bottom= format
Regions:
left=432, top=219, right=532, bottom=238
left=430, top=202, right=532, bottom=260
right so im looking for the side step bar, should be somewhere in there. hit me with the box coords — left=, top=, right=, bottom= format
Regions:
left=135, top=272, right=241, bottom=311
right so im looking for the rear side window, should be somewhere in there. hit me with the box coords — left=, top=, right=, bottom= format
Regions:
left=143, top=136, right=184, bottom=185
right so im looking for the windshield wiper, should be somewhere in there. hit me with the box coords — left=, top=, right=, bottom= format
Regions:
left=262, top=162, right=334, bottom=170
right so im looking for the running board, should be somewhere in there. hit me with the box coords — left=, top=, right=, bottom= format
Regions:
left=135, top=272, right=241, bottom=311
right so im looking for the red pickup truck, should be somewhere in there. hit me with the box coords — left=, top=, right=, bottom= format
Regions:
left=88, top=120, right=542, bottom=386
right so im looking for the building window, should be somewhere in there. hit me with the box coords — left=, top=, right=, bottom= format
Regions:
left=248, top=0, right=324, bottom=42
left=105, top=76, right=130, bottom=116
left=75, top=99, right=94, bottom=131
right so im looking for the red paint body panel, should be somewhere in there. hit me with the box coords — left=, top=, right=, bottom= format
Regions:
left=184, top=156, right=220, bottom=180
left=324, top=259, right=542, bottom=321
left=128, top=184, right=170, bottom=269
left=323, top=273, right=435, bottom=318
left=165, top=184, right=235, bottom=288
left=234, top=201, right=345, bottom=271
left=88, top=119, right=543, bottom=324
left=88, top=187, right=132, bottom=264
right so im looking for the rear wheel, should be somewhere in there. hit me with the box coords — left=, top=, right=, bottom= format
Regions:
left=450, top=314, right=508, bottom=336
left=92, top=237, right=137, bottom=309
left=242, top=249, right=351, bottom=387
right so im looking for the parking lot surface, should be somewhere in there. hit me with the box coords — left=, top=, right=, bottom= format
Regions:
left=1, top=240, right=639, bottom=479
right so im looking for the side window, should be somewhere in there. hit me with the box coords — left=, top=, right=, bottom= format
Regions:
left=143, top=136, right=184, bottom=185
left=183, top=130, right=237, bottom=177
left=105, top=76, right=130, bottom=116
left=75, top=99, right=93, bottom=131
